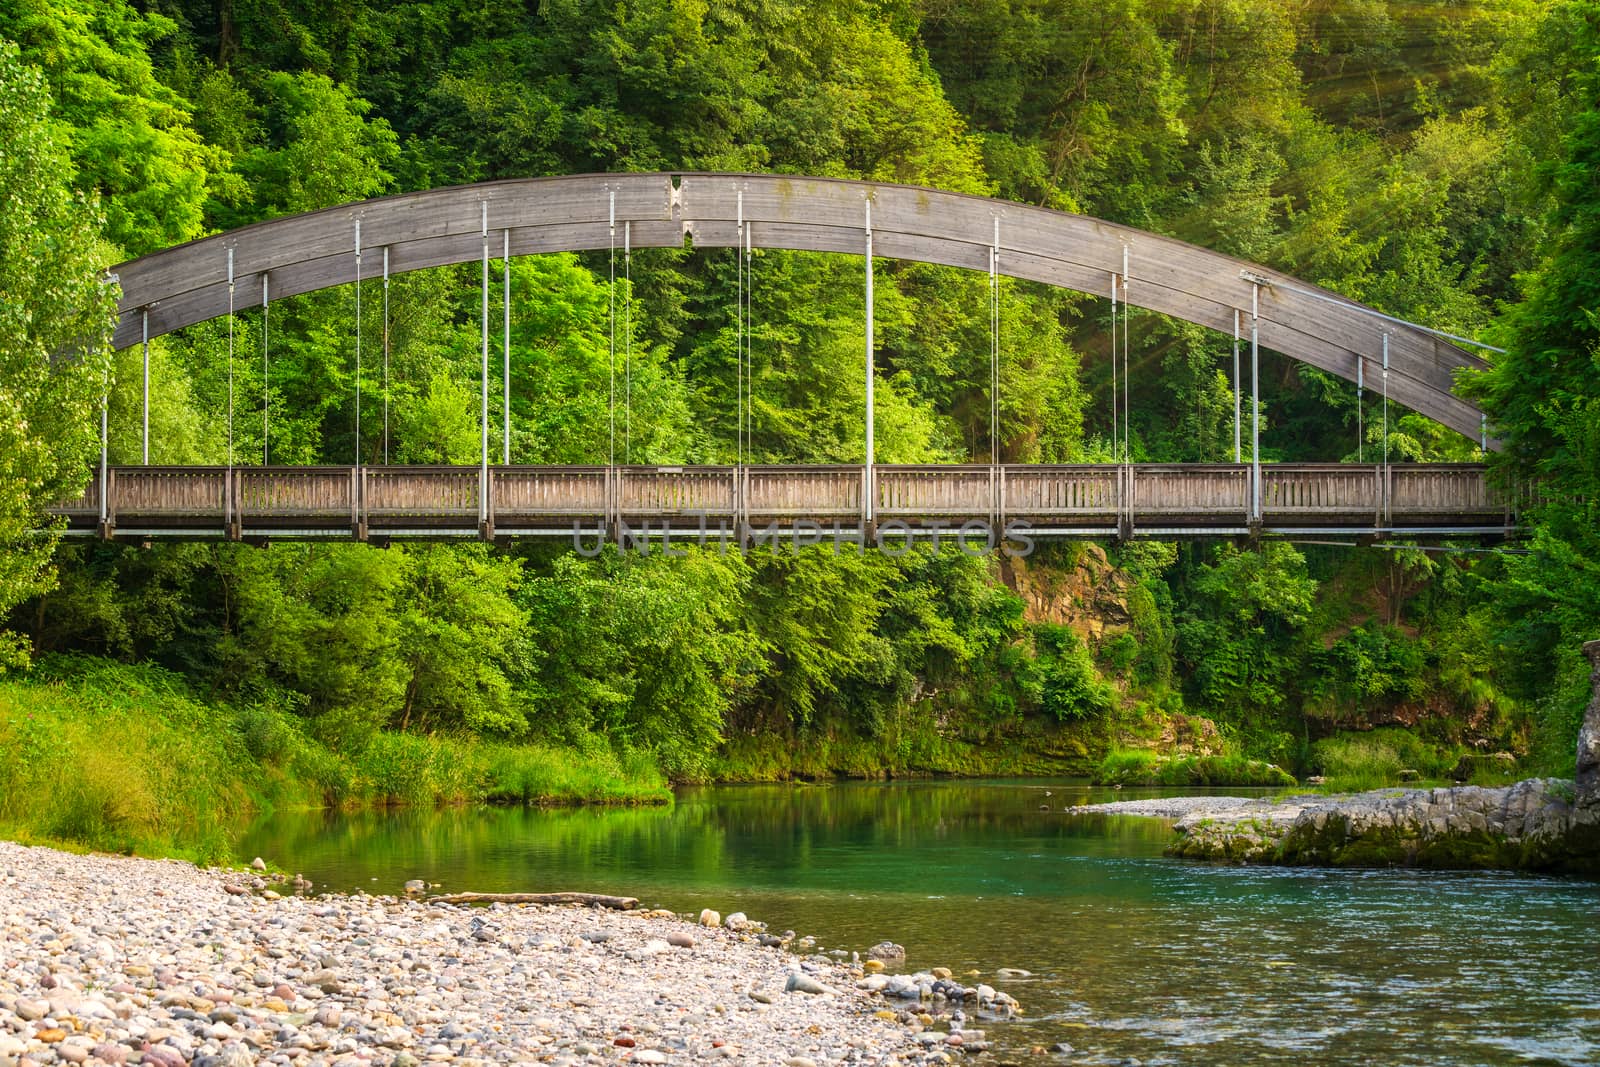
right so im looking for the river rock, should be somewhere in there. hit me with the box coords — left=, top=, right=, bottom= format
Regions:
left=867, top=942, right=905, bottom=962
left=698, top=909, right=721, bottom=928
left=1577, top=639, right=1600, bottom=807
left=784, top=973, right=832, bottom=995
left=250, top=858, right=267, bottom=872
left=0, top=838, right=945, bottom=1067
left=403, top=879, right=427, bottom=895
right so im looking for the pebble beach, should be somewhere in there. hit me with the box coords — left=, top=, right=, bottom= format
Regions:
left=0, top=841, right=990, bottom=1067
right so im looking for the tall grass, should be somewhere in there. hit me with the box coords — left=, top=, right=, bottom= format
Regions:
left=0, top=660, right=252, bottom=864
left=1308, top=727, right=1471, bottom=792
left=0, top=657, right=671, bottom=862
left=1094, top=748, right=1297, bottom=787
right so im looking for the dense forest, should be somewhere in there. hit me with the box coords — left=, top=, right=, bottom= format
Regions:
left=3, top=0, right=1599, bottom=852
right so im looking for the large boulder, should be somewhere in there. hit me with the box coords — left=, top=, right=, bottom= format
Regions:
left=1577, top=640, right=1600, bottom=809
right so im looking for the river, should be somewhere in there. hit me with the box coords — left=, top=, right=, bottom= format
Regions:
left=239, top=779, right=1600, bottom=1066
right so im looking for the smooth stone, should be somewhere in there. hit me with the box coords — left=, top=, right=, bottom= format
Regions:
left=784, top=974, right=832, bottom=995
left=665, top=932, right=694, bottom=949
left=697, top=909, right=721, bottom=928
left=867, top=942, right=905, bottom=962
left=633, top=1053, right=666, bottom=1065
left=251, top=859, right=267, bottom=872
left=994, top=967, right=1031, bottom=978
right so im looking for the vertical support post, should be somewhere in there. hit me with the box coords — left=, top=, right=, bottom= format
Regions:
left=503, top=228, right=511, bottom=466
left=864, top=198, right=875, bottom=527
left=141, top=309, right=150, bottom=465
left=262, top=275, right=269, bottom=465
left=1250, top=281, right=1261, bottom=522
left=1480, top=414, right=1487, bottom=457
left=354, top=220, right=362, bottom=466
left=480, top=202, right=490, bottom=530
left=1232, top=308, right=1241, bottom=464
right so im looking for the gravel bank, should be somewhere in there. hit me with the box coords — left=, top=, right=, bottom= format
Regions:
left=0, top=841, right=987, bottom=1067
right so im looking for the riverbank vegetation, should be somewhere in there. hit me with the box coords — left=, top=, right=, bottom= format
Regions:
left=3, top=0, right=1600, bottom=859
left=0, top=656, right=669, bottom=860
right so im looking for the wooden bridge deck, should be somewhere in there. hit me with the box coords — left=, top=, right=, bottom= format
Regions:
left=51, top=464, right=1516, bottom=543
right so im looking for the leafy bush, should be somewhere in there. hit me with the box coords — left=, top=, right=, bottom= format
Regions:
left=1094, top=749, right=1295, bottom=787
left=1032, top=625, right=1116, bottom=720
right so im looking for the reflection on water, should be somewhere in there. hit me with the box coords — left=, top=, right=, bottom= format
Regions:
left=240, top=780, right=1600, bottom=1066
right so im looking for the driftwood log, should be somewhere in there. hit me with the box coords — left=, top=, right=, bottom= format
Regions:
left=427, top=891, right=639, bottom=910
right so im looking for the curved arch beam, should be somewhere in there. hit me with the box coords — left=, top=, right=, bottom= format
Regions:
left=108, top=172, right=1491, bottom=444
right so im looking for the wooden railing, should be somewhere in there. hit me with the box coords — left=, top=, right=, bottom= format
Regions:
left=52, top=463, right=1517, bottom=541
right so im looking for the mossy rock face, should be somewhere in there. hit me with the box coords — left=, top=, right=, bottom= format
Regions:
left=1164, top=778, right=1600, bottom=873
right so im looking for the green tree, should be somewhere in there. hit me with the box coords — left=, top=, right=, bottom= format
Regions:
left=0, top=41, right=117, bottom=668
left=1, top=0, right=218, bottom=255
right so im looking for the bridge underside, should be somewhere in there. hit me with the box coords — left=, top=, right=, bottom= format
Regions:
left=54, top=464, right=1516, bottom=544
left=111, top=173, right=1492, bottom=445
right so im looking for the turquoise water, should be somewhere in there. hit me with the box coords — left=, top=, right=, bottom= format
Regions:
left=239, top=780, right=1600, bottom=1065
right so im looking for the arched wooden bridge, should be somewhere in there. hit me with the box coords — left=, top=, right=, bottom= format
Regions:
left=62, top=173, right=1510, bottom=544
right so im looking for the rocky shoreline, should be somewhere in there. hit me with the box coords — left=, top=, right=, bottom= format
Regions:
left=1066, top=639, right=1600, bottom=874
left=1072, top=778, right=1598, bottom=871
left=0, top=841, right=1008, bottom=1067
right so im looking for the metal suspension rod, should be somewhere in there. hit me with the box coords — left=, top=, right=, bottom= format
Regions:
left=382, top=247, right=389, bottom=466
left=1109, top=272, right=1117, bottom=460
left=227, top=247, right=235, bottom=469
left=98, top=366, right=107, bottom=528
left=141, top=309, right=150, bottom=465
left=1251, top=281, right=1261, bottom=520
left=736, top=190, right=744, bottom=466
left=354, top=220, right=362, bottom=466
left=990, top=218, right=1000, bottom=465
left=1381, top=332, right=1390, bottom=467
left=608, top=190, right=616, bottom=468
left=744, top=215, right=753, bottom=461
left=865, top=199, right=875, bottom=523
left=625, top=220, right=632, bottom=464
left=1357, top=357, right=1364, bottom=464
left=1232, top=308, right=1241, bottom=464
left=1122, top=246, right=1130, bottom=463
left=480, top=202, right=489, bottom=523
left=262, top=276, right=269, bottom=465
left=503, top=228, right=511, bottom=466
